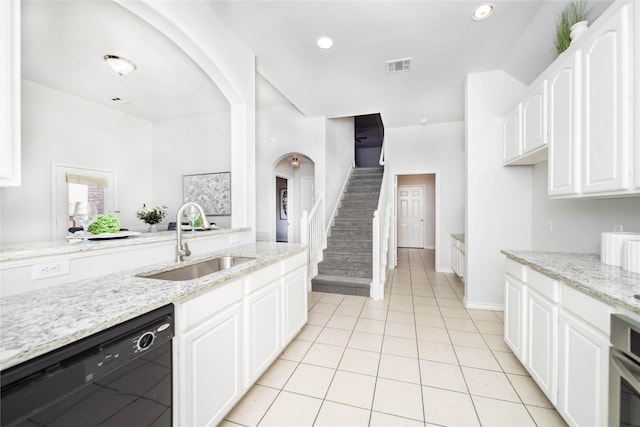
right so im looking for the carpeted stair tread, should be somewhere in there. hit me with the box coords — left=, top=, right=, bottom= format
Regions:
left=324, top=253, right=371, bottom=262
left=313, top=273, right=373, bottom=294
left=312, top=167, right=383, bottom=297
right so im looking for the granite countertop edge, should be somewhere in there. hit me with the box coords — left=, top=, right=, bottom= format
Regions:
left=501, top=249, right=640, bottom=314
left=0, top=242, right=307, bottom=371
left=0, top=227, right=252, bottom=262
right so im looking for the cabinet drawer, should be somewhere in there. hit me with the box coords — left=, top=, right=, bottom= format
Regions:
left=528, top=269, right=559, bottom=302
left=180, top=279, right=242, bottom=331
left=561, top=284, right=613, bottom=335
left=505, top=259, right=527, bottom=282
left=244, top=262, right=281, bottom=294
left=282, top=251, right=307, bottom=272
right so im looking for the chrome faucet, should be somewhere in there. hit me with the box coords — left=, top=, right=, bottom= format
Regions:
left=175, top=202, right=211, bottom=262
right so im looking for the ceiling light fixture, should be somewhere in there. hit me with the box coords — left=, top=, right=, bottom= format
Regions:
left=316, top=37, right=333, bottom=49
left=291, top=156, right=300, bottom=168
left=472, top=4, right=494, bottom=21
left=103, top=54, right=137, bottom=75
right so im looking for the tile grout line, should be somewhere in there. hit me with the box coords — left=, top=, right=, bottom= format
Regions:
left=226, top=248, right=560, bottom=427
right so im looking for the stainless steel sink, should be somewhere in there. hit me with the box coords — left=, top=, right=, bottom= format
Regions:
left=139, top=256, right=256, bottom=281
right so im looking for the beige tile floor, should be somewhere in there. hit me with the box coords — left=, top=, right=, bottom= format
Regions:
left=222, top=248, right=568, bottom=426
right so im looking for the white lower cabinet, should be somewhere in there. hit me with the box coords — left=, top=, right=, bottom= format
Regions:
left=456, top=249, right=465, bottom=279
left=283, top=266, right=308, bottom=343
left=245, top=280, right=281, bottom=386
left=526, top=289, right=558, bottom=405
left=175, top=250, right=308, bottom=427
left=504, top=258, right=614, bottom=427
left=558, top=310, right=610, bottom=427
left=179, top=303, right=242, bottom=427
left=504, top=276, right=526, bottom=361
left=450, top=237, right=465, bottom=279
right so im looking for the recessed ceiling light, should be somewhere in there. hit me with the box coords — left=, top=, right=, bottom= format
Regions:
left=472, top=4, right=494, bottom=21
left=316, top=37, right=333, bottom=49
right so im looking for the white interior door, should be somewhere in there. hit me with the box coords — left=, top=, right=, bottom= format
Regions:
left=398, top=185, right=424, bottom=248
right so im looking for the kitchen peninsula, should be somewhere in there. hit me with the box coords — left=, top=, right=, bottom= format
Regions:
left=1, top=238, right=309, bottom=426
left=0, top=227, right=253, bottom=296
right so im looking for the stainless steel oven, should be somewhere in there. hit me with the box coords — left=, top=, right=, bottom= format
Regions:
left=610, top=314, right=640, bottom=427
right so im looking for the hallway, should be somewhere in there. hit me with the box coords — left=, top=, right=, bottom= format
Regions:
left=222, top=248, right=566, bottom=426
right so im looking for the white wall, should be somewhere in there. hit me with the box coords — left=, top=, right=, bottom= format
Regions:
left=152, top=112, right=232, bottom=229
left=255, top=74, right=355, bottom=242
left=465, top=70, right=532, bottom=310
left=0, top=80, right=153, bottom=244
left=531, top=161, right=640, bottom=252
left=385, top=121, right=465, bottom=272
left=325, top=116, right=355, bottom=225
left=120, top=0, right=256, bottom=236
left=255, top=100, right=325, bottom=242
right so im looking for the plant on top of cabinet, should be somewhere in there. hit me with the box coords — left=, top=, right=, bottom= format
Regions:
left=555, top=1, right=590, bottom=54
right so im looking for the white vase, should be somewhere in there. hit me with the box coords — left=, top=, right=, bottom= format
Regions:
left=570, top=21, right=589, bottom=42
left=148, top=224, right=159, bottom=233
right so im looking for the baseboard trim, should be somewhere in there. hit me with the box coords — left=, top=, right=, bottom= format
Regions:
left=463, top=297, right=504, bottom=311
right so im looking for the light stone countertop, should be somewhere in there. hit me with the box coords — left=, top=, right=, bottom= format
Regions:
left=0, top=227, right=251, bottom=262
left=0, top=242, right=306, bottom=371
left=501, top=250, right=640, bottom=314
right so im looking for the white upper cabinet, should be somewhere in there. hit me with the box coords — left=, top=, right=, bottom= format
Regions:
left=505, top=1, right=639, bottom=198
left=581, top=3, right=631, bottom=194
left=503, top=103, right=522, bottom=164
left=634, top=1, right=640, bottom=191
left=0, top=0, right=21, bottom=187
left=548, top=52, right=581, bottom=196
left=522, top=80, right=548, bottom=154
left=503, top=81, right=549, bottom=166
left=545, top=1, right=638, bottom=198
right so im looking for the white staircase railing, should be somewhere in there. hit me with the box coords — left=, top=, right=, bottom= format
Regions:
left=371, top=149, right=392, bottom=300
left=301, top=194, right=325, bottom=284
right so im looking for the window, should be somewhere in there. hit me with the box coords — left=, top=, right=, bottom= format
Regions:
left=52, top=164, right=116, bottom=239
left=65, top=173, right=109, bottom=228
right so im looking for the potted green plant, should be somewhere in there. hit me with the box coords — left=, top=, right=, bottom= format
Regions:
left=136, top=204, right=167, bottom=232
left=555, top=1, right=589, bottom=54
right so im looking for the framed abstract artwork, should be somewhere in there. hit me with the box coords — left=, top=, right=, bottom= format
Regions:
left=279, top=188, right=288, bottom=220
left=182, top=172, right=231, bottom=216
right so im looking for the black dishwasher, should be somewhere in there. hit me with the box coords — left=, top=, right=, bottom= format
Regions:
left=1, top=304, right=174, bottom=427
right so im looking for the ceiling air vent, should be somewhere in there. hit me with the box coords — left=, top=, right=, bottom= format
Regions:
left=386, top=57, right=412, bottom=74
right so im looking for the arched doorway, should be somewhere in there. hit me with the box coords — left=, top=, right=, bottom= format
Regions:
left=273, top=153, right=315, bottom=243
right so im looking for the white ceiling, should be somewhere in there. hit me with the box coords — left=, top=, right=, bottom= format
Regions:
left=211, top=0, right=611, bottom=127
left=21, top=1, right=612, bottom=127
left=21, top=1, right=230, bottom=121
